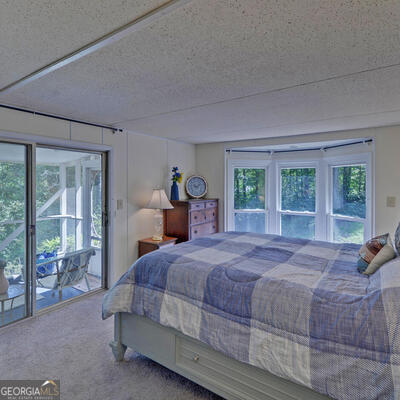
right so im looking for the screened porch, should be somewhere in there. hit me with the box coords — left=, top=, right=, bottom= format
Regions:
left=0, top=144, right=104, bottom=326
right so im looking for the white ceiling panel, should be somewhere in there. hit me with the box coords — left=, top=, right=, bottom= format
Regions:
left=0, top=0, right=166, bottom=88
left=115, top=64, right=400, bottom=142
left=1, top=0, right=400, bottom=143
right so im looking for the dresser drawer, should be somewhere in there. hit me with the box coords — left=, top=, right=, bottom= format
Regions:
left=206, top=201, right=218, bottom=209
left=190, top=202, right=205, bottom=211
left=191, top=222, right=217, bottom=239
left=190, top=210, right=207, bottom=225
left=205, top=208, right=217, bottom=222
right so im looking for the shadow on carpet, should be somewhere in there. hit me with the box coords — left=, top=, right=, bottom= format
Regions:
left=127, top=352, right=223, bottom=400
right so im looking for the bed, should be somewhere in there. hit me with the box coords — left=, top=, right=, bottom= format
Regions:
left=103, top=232, right=400, bottom=400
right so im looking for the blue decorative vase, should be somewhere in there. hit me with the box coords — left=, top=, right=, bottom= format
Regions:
left=171, top=181, right=179, bottom=200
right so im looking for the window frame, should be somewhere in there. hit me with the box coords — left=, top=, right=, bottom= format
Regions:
left=325, top=153, right=372, bottom=243
left=276, top=161, right=319, bottom=240
left=226, top=159, right=270, bottom=233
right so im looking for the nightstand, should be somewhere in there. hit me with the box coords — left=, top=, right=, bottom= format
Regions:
left=138, top=236, right=178, bottom=258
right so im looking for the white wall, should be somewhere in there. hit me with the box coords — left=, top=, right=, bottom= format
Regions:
left=127, top=134, right=196, bottom=266
left=0, top=107, right=196, bottom=284
left=196, top=126, right=400, bottom=238
left=4, top=105, right=400, bottom=282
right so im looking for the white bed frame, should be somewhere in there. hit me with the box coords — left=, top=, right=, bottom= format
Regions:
left=110, top=312, right=331, bottom=400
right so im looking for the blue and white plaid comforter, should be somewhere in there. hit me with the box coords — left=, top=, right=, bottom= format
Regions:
left=103, top=232, right=400, bottom=400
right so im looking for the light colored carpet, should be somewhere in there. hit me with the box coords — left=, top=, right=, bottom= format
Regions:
left=0, top=293, right=222, bottom=400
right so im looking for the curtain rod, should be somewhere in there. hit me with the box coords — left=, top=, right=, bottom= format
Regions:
left=226, top=138, right=373, bottom=154
left=0, top=104, right=123, bottom=133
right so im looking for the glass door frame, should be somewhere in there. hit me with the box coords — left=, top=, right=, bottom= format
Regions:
left=0, top=138, right=36, bottom=323
left=101, top=150, right=109, bottom=290
left=0, top=138, right=109, bottom=325
left=35, top=144, right=110, bottom=303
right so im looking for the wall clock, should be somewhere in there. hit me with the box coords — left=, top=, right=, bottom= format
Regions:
left=185, top=175, right=208, bottom=198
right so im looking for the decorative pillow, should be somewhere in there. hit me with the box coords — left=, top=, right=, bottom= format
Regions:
left=395, top=223, right=400, bottom=255
left=357, top=233, right=396, bottom=275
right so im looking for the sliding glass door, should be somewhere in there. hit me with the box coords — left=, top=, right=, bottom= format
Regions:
left=0, top=141, right=108, bottom=326
left=0, top=141, right=31, bottom=326
left=35, top=147, right=106, bottom=310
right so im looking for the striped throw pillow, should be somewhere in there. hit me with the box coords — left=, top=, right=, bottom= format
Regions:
left=357, top=233, right=396, bottom=275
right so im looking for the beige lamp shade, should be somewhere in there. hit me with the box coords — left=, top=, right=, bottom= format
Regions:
left=146, top=189, right=174, bottom=210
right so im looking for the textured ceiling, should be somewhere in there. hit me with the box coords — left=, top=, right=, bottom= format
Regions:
left=1, top=0, right=400, bottom=143
left=0, top=0, right=165, bottom=88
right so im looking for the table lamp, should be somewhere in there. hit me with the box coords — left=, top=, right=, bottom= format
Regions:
left=146, top=189, right=174, bottom=241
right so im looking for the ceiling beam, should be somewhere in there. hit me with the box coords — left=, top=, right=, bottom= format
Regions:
left=0, top=0, right=194, bottom=95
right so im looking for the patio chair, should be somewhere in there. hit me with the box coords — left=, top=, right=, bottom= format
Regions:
left=37, top=248, right=96, bottom=301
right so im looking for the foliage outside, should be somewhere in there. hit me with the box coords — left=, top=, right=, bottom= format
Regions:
left=281, top=168, right=316, bottom=212
left=234, top=168, right=265, bottom=209
left=0, top=160, right=102, bottom=277
left=333, top=165, right=366, bottom=218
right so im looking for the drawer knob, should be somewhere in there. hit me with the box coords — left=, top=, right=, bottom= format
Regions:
left=213, top=226, right=215, bottom=229
left=194, top=216, right=197, bottom=219
left=194, top=230, right=198, bottom=234
left=193, top=354, right=200, bottom=362
left=204, top=216, right=207, bottom=220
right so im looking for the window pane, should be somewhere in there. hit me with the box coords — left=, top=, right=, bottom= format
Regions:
left=333, top=219, right=364, bottom=244
left=234, top=213, right=265, bottom=234
left=281, top=214, right=315, bottom=240
left=281, top=168, right=316, bottom=212
left=332, top=165, right=366, bottom=218
left=234, top=168, right=265, bottom=209
left=0, top=142, right=27, bottom=326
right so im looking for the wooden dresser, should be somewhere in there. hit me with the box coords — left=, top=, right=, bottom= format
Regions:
left=164, top=199, right=218, bottom=242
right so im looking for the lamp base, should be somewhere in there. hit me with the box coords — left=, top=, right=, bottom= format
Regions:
left=152, top=234, right=163, bottom=242
left=153, top=209, right=164, bottom=242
